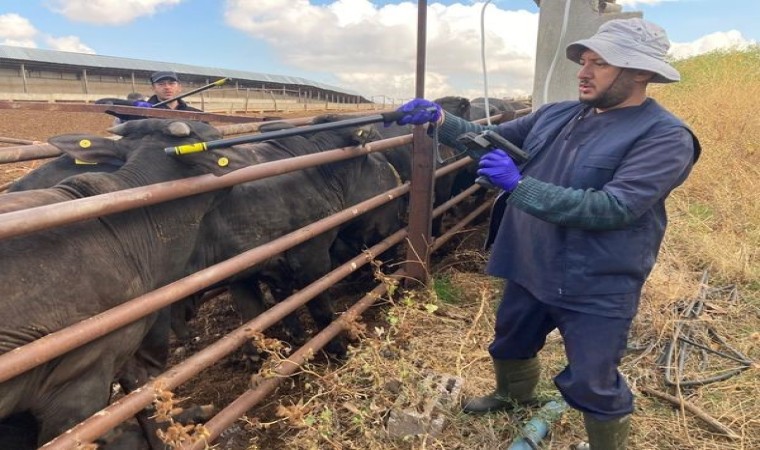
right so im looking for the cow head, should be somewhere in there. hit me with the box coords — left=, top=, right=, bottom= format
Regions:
left=47, top=119, right=241, bottom=179
left=434, top=96, right=471, bottom=120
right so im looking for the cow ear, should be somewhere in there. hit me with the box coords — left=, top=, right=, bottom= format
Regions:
left=48, top=135, right=122, bottom=165
left=352, top=125, right=380, bottom=145
left=172, top=147, right=249, bottom=176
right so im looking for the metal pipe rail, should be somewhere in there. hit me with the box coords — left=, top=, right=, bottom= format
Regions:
left=43, top=228, right=409, bottom=450
left=183, top=180, right=489, bottom=449
left=41, top=157, right=484, bottom=449
left=0, top=179, right=408, bottom=384
left=0, top=107, right=525, bottom=165
left=1, top=106, right=517, bottom=448
left=0, top=135, right=413, bottom=241
left=0, top=110, right=395, bottom=164
left=0, top=155, right=473, bottom=384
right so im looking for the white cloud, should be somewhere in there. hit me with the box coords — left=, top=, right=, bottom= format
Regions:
left=1, top=13, right=97, bottom=54
left=670, top=30, right=756, bottom=60
left=46, top=36, right=97, bottom=54
left=0, top=13, right=38, bottom=47
left=224, top=0, right=538, bottom=100
left=47, top=0, right=183, bottom=25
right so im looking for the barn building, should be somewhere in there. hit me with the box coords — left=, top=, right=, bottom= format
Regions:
left=0, top=45, right=370, bottom=112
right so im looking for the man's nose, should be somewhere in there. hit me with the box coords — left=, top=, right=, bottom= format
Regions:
left=577, top=64, right=592, bottom=79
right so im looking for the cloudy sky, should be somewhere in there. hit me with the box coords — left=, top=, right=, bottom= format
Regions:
left=0, top=1, right=756, bottom=100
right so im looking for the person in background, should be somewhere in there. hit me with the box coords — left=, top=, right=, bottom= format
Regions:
left=147, top=71, right=202, bottom=112
left=393, top=18, right=700, bottom=449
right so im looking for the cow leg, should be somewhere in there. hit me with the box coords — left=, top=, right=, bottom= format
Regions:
left=170, top=293, right=202, bottom=343
left=307, top=292, right=346, bottom=359
left=32, top=321, right=151, bottom=446
left=117, top=310, right=171, bottom=450
left=264, top=280, right=309, bottom=345
left=229, top=279, right=268, bottom=324
left=287, top=239, right=346, bottom=359
left=35, top=370, right=113, bottom=446
left=172, top=286, right=227, bottom=345
left=229, top=279, right=272, bottom=363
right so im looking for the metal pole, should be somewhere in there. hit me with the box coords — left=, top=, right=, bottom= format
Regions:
left=404, top=0, right=434, bottom=285
left=152, top=78, right=229, bottom=108
left=82, top=69, right=89, bottom=94
left=20, top=64, right=28, bottom=94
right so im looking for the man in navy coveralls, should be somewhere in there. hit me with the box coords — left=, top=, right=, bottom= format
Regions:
left=394, top=18, right=700, bottom=449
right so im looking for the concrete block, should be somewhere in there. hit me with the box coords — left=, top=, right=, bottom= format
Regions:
left=386, top=372, right=463, bottom=438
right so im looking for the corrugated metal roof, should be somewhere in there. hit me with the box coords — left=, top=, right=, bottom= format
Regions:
left=0, top=45, right=362, bottom=97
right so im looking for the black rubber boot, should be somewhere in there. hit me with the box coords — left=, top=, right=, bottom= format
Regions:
left=461, top=358, right=539, bottom=414
left=582, top=413, right=631, bottom=450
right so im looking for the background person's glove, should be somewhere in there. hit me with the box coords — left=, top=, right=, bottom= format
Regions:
left=132, top=101, right=153, bottom=108
left=477, top=149, right=522, bottom=192
left=395, top=98, right=442, bottom=126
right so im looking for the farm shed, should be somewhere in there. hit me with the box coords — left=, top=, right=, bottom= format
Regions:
left=0, top=45, right=369, bottom=109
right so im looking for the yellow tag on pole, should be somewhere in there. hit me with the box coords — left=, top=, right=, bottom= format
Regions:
left=171, top=142, right=208, bottom=155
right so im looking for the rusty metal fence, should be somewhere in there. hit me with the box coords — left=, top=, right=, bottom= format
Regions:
left=0, top=107, right=527, bottom=448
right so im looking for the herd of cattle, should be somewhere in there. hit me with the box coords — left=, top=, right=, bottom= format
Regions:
left=0, top=96, right=527, bottom=449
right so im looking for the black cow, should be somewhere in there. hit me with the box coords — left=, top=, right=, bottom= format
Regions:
left=435, top=96, right=471, bottom=121
left=166, top=123, right=403, bottom=354
left=311, top=102, right=468, bottom=238
left=470, top=97, right=530, bottom=122
left=447, top=96, right=530, bottom=199
left=184, top=126, right=403, bottom=356
left=3, top=121, right=299, bottom=344
left=0, top=119, right=239, bottom=447
left=3, top=121, right=403, bottom=358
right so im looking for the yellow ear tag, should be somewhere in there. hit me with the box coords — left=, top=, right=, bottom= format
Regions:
left=79, top=139, right=91, bottom=148
left=217, top=157, right=229, bottom=167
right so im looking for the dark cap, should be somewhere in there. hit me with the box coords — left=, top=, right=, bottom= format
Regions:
left=150, top=71, right=179, bottom=84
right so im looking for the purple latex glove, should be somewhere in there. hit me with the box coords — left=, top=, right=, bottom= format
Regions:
left=395, top=98, right=442, bottom=126
left=477, top=149, right=522, bottom=192
left=132, top=101, right=153, bottom=108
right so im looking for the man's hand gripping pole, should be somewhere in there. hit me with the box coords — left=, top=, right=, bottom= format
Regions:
left=456, top=130, right=529, bottom=189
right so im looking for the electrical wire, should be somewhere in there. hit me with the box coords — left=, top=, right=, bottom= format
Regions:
left=542, top=0, right=573, bottom=105
left=479, top=0, right=494, bottom=125
left=479, top=1, right=575, bottom=113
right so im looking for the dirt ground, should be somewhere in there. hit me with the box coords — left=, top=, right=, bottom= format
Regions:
left=0, top=107, right=489, bottom=449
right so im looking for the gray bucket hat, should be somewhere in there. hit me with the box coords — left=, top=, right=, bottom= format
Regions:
left=566, top=18, right=680, bottom=83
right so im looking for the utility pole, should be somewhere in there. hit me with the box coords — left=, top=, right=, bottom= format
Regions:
left=532, top=0, right=641, bottom=108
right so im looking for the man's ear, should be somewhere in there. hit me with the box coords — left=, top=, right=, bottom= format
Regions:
left=633, top=70, right=656, bottom=83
